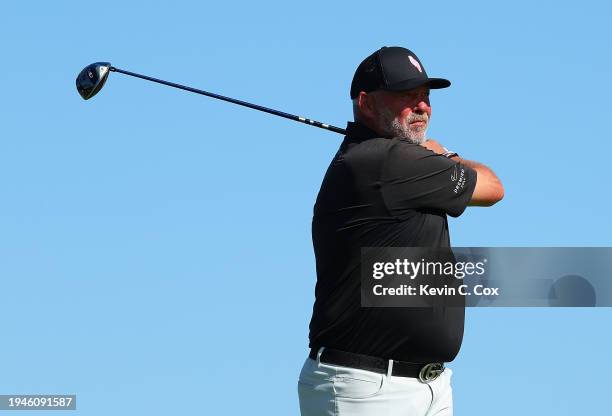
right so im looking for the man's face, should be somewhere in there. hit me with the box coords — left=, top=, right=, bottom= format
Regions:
left=371, top=86, right=432, bottom=144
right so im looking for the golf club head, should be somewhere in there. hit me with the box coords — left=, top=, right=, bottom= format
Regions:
left=76, top=62, right=112, bottom=100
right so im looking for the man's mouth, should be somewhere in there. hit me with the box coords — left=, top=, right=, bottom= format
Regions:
left=409, top=120, right=427, bottom=127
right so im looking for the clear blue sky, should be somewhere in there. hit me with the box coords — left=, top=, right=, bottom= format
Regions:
left=1, top=1, right=610, bottom=414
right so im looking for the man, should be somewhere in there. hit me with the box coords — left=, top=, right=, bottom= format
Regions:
left=298, top=47, right=504, bottom=416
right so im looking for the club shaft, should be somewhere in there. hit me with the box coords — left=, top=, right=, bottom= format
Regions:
left=109, top=67, right=346, bottom=135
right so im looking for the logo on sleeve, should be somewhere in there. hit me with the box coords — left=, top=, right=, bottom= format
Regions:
left=452, top=167, right=466, bottom=194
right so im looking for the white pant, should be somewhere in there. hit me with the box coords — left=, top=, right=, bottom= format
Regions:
left=298, top=349, right=453, bottom=416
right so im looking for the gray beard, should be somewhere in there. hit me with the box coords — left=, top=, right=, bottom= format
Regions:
left=378, top=109, right=429, bottom=144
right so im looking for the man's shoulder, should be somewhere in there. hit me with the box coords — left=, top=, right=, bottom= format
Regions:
left=342, top=136, right=391, bottom=158
left=342, top=136, right=427, bottom=165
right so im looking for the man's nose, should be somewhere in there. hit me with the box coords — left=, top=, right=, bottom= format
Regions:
left=415, top=100, right=430, bottom=112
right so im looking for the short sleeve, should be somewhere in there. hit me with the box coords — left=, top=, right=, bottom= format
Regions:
left=380, top=140, right=477, bottom=218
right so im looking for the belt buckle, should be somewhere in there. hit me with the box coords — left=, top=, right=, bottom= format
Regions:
left=418, top=363, right=445, bottom=383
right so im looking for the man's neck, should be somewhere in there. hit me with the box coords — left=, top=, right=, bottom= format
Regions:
left=354, top=118, right=383, bottom=136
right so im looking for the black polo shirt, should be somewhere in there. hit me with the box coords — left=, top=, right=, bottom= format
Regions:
left=308, top=121, right=477, bottom=363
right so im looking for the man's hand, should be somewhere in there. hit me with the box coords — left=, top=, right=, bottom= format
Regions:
left=421, top=139, right=447, bottom=155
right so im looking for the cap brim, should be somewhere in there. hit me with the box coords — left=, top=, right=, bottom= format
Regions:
left=385, top=77, right=451, bottom=92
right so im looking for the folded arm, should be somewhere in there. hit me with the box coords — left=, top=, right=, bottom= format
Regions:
left=423, top=139, right=504, bottom=207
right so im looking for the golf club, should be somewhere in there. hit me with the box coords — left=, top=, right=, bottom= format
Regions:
left=76, top=62, right=346, bottom=135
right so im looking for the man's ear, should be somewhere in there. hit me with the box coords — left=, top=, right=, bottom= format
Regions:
left=357, top=91, right=377, bottom=120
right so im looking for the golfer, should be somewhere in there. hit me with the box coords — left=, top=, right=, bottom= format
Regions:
left=298, top=46, right=504, bottom=416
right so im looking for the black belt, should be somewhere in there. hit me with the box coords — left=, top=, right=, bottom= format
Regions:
left=309, top=347, right=445, bottom=383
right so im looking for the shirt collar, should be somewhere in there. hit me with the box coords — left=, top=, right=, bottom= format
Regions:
left=344, top=121, right=385, bottom=140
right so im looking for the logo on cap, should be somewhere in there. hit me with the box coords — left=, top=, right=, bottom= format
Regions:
left=409, top=56, right=423, bottom=73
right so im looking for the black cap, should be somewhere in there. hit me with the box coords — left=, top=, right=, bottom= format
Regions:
left=350, top=46, right=450, bottom=99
